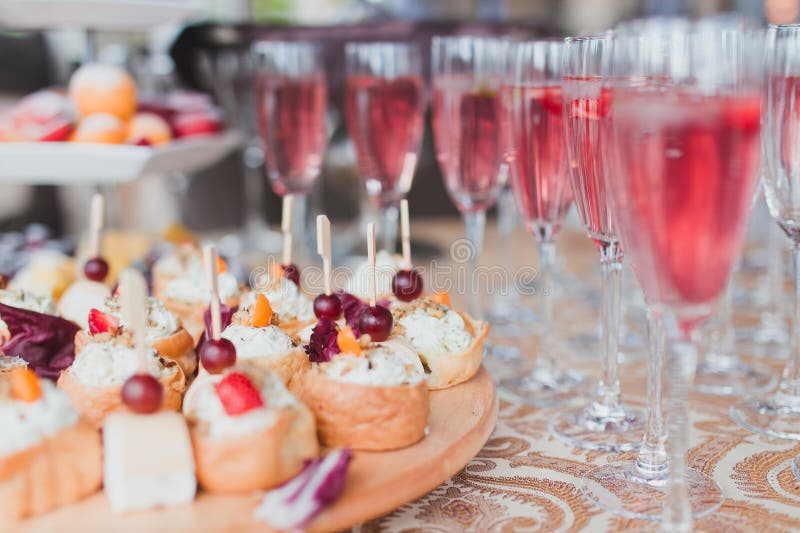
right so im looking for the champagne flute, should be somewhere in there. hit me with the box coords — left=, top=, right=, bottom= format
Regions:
left=345, top=42, right=425, bottom=252
left=732, top=23, right=800, bottom=441
left=498, top=39, right=588, bottom=406
left=253, top=41, right=328, bottom=259
left=430, top=36, right=509, bottom=320
left=549, top=35, right=644, bottom=451
left=590, top=18, right=762, bottom=527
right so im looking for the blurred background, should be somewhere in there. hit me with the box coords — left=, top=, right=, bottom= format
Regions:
left=0, top=0, right=792, bottom=254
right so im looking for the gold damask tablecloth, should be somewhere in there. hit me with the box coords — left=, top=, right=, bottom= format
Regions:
left=359, top=220, right=800, bottom=533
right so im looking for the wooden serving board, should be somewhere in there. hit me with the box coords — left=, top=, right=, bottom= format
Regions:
left=12, top=367, right=498, bottom=533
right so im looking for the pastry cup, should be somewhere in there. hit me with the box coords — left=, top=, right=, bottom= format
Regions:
left=0, top=420, right=102, bottom=522
left=74, top=328, right=198, bottom=378
left=298, top=369, right=429, bottom=451
left=423, top=312, right=490, bottom=391
left=241, top=348, right=310, bottom=394
left=57, top=367, right=186, bottom=428
left=191, top=402, right=318, bottom=493
left=163, top=295, right=240, bottom=344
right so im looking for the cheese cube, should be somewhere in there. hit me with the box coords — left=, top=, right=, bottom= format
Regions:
left=103, top=412, right=197, bottom=512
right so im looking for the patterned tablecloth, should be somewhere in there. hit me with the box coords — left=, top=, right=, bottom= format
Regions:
left=359, top=220, right=800, bottom=533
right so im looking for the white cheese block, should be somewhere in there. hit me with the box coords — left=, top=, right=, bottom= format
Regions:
left=103, top=412, right=197, bottom=512
left=58, top=279, right=111, bottom=327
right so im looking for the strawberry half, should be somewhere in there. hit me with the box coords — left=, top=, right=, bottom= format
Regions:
left=214, top=372, right=264, bottom=416
left=88, top=308, right=120, bottom=335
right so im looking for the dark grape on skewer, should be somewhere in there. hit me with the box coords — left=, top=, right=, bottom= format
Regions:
left=121, top=374, right=163, bottom=414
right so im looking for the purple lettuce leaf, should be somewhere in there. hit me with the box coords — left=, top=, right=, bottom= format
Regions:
left=195, top=302, right=237, bottom=352
left=303, top=317, right=340, bottom=363
left=337, top=291, right=368, bottom=336
left=0, top=302, right=80, bottom=380
left=254, top=448, right=352, bottom=530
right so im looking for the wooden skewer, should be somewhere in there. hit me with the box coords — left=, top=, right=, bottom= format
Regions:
left=281, top=195, right=295, bottom=266
left=203, top=244, right=222, bottom=341
left=367, top=222, right=377, bottom=307
left=119, top=268, right=148, bottom=373
left=400, top=199, right=412, bottom=271
left=88, top=192, right=104, bottom=259
left=316, top=215, right=332, bottom=295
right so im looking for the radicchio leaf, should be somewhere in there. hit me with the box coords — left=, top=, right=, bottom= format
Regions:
left=304, top=317, right=340, bottom=363
left=195, top=302, right=237, bottom=352
left=0, top=303, right=80, bottom=380
left=337, top=291, right=368, bottom=336
left=254, top=448, right=352, bottom=530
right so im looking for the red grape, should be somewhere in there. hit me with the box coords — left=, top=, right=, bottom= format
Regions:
left=392, top=269, right=423, bottom=302
left=359, top=305, right=393, bottom=342
left=199, top=338, right=237, bottom=374
left=314, top=293, right=343, bottom=319
left=84, top=256, right=109, bottom=282
left=121, top=374, right=163, bottom=414
left=282, top=263, right=300, bottom=286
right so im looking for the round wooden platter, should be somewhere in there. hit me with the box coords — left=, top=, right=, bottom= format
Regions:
left=13, top=367, right=498, bottom=533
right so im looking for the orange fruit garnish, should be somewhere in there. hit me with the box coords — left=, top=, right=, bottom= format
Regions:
left=252, top=293, right=273, bottom=327
left=336, top=326, right=362, bottom=356
left=10, top=368, right=42, bottom=403
left=269, top=263, right=284, bottom=280
left=430, top=291, right=452, bottom=308
left=216, top=256, right=227, bottom=274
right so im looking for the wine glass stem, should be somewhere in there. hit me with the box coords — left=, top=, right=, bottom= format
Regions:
left=662, top=331, right=695, bottom=533
left=243, top=141, right=267, bottom=232
left=590, top=241, right=623, bottom=417
left=635, top=305, right=668, bottom=478
left=293, top=193, right=308, bottom=262
left=778, top=239, right=800, bottom=400
left=535, top=230, right=556, bottom=370
left=496, top=188, right=520, bottom=306
left=380, top=202, right=400, bottom=253
left=462, top=210, right=486, bottom=319
left=706, top=282, right=737, bottom=366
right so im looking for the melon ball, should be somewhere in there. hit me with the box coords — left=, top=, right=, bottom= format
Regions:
left=126, top=112, right=172, bottom=145
left=69, top=63, right=137, bottom=121
left=71, top=113, right=126, bottom=144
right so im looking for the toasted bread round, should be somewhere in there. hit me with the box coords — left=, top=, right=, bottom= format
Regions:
left=241, top=348, right=310, bottom=395
left=191, top=402, right=318, bottom=494
left=0, top=420, right=102, bottom=521
left=57, top=366, right=186, bottom=428
left=423, top=313, right=489, bottom=390
left=298, top=369, right=429, bottom=451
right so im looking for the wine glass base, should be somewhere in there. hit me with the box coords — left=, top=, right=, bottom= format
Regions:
left=499, top=367, right=590, bottom=407
left=730, top=396, right=800, bottom=440
left=549, top=405, right=645, bottom=451
left=484, top=304, right=540, bottom=338
left=582, top=462, right=723, bottom=520
left=693, top=360, right=777, bottom=396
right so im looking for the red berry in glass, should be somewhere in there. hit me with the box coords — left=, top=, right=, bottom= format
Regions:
left=392, top=269, right=423, bottom=302
left=199, top=338, right=237, bottom=374
left=282, top=263, right=301, bottom=286
left=121, top=374, right=163, bottom=414
left=358, top=305, right=393, bottom=342
left=84, top=256, right=109, bottom=282
left=314, top=293, right=342, bottom=319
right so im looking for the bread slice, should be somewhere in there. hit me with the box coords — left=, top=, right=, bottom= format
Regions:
left=75, top=328, right=197, bottom=378
left=298, top=369, right=429, bottom=451
left=0, top=420, right=102, bottom=522
left=57, top=366, right=186, bottom=428
left=424, top=312, right=489, bottom=390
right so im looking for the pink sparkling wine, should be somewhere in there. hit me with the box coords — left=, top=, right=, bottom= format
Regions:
left=345, top=75, right=424, bottom=207
left=608, top=89, right=761, bottom=316
left=432, top=77, right=507, bottom=213
left=255, top=74, right=327, bottom=196
left=505, top=84, right=574, bottom=236
left=563, top=78, right=615, bottom=248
